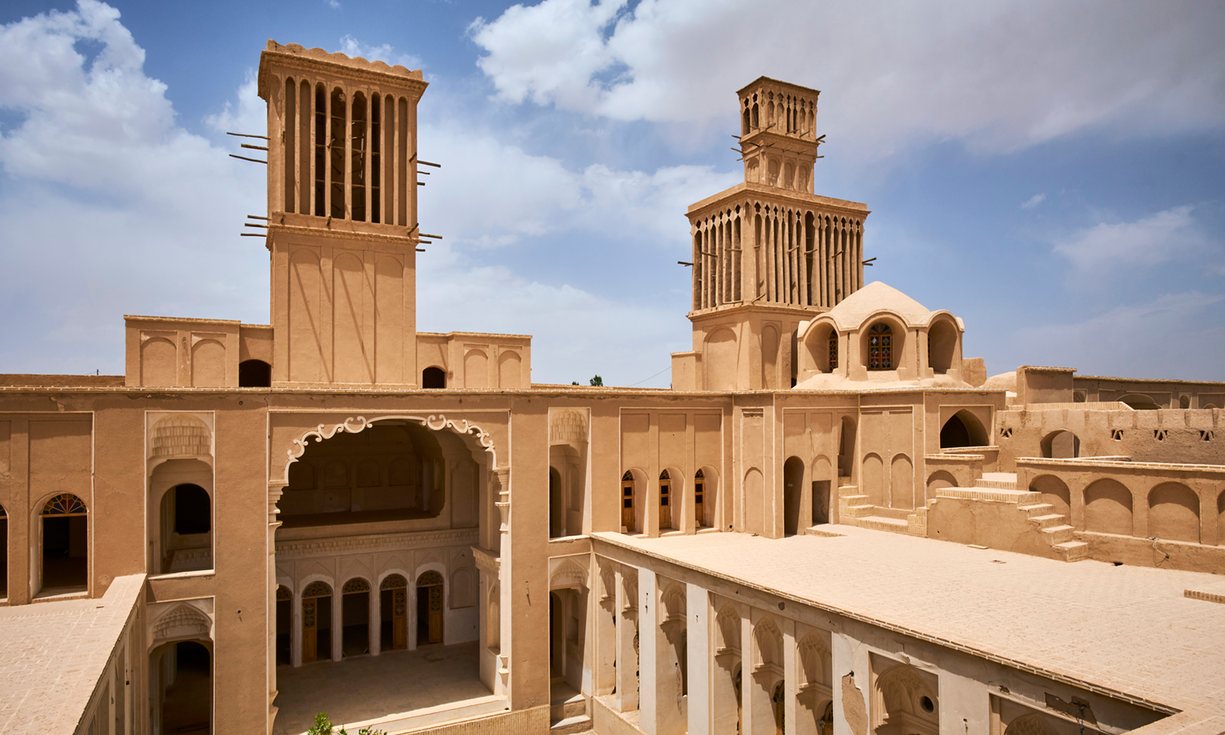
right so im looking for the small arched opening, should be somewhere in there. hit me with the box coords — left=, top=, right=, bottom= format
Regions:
left=807, top=322, right=839, bottom=374
left=1040, top=430, right=1080, bottom=459
left=694, top=469, right=706, bottom=529
left=416, top=570, right=445, bottom=646
left=837, top=416, right=857, bottom=480
left=159, top=483, right=212, bottom=574
left=939, top=410, right=988, bottom=449
left=927, top=318, right=958, bottom=374
left=1029, top=475, right=1071, bottom=518
left=422, top=366, right=447, bottom=389
left=39, top=493, right=88, bottom=594
left=238, top=359, right=271, bottom=388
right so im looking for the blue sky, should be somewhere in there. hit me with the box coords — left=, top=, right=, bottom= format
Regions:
left=1, top=0, right=1223, bottom=386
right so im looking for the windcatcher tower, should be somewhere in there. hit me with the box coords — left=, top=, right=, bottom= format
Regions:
left=258, top=42, right=427, bottom=386
left=672, top=77, right=870, bottom=391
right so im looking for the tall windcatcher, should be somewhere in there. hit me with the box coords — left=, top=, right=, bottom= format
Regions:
left=675, top=77, right=870, bottom=391
left=258, top=42, right=428, bottom=386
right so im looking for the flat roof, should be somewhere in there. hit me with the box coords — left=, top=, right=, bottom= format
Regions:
left=0, top=575, right=144, bottom=734
left=594, top=526, right=1225, bottom=716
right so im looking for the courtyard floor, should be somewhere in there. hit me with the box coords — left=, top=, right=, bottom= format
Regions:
left=274, top=642, right=505, bottom=735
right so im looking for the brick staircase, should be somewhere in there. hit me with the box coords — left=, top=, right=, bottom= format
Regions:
left=931, top=472, right=1089, bottom=562
left=550, top=681, right=591, bottom=734
left=838, top=483, right=926, bottom=536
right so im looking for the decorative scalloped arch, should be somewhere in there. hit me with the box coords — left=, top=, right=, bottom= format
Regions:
left=151, top=602, right=213, bottom=644
left=549, top=557, right=588, bottom=591
left=279, top=414, right=497, bottom=486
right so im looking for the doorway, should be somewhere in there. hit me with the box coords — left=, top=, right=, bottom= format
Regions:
left=380, top=574, right=408, bottom=650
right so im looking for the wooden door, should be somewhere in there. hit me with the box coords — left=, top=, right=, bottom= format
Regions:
left=392, top=588, right=408, bottom=649
left=302, top=598, right=318, bottom=662
left=659, top=478, right=671, bottom=530
left=426, top=584, right=443, bottom=644
left=621, top=476, right=635, bottom=531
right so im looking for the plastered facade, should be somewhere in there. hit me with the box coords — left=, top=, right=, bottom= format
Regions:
left=0, top=43, right=1222, bottom=735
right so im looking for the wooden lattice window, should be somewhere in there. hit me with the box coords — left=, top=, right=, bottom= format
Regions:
left=694, top=470, right=705, bottom=505
left=868, top=323, right=893, bottom=370
left=302, top=581, right=331, bottom=598
left=276, top=586, right=292, bottom=602
left=380, top=574, right=407, bottom=590
left=42, top=493, right=86, bottom=516
left=659, top=470, right=671, bottom=508
left=417, top=570, right=444, bottom=587
left=621, top=471, right=634, bottom=510
left=828, top=332, right=838, bottom=369
left=342, top=577, right=370, bottom=594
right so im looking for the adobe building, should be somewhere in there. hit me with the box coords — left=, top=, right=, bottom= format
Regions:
left=0, top=41, right=1223, bottom=735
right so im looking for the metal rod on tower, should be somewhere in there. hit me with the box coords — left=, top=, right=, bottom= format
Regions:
left=240, top=143, right=269, bottom=152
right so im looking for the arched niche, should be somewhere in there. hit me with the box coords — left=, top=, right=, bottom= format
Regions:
left=704, top=328, right=738, bottom=391
left=1119, top=394, right=1160, bottom=410
left=926, top=470, right=958, bottom=495
left=1148, top=482, right=1200, bottom=543
left=783, top=456, right=804, bottom=536
left=1029, top=475, right=1071, bottom=518
left=940, top=410, right=989, bottom=449
left=1040, top=430, right=1080, bottom=459
left=1084, top=479, right=1134, bottom=535
left=421, top=366, right=446, bottom=389
left=927, top=316, right=959, bottom=374
left=803, top=320, right=839, bottom=374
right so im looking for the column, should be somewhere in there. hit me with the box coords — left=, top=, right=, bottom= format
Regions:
left=615, top=567, right=640, bottom=712
left=369, top=586, right=380, bottom=656
left=830, top=632, right=869, bottom=735
left=783, top=620, right=798, bottom=735
left=687, top=583, right=712, bottom=735
left=638, top=567, right=660, bottom=734
left=291, top=591, right=303, bottom=667
left=331, top=591, right=343, bottom=662
left=595, top=565, right=618, bottom=695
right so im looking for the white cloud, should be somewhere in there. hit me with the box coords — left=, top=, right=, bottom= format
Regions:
left=1020, top=192, right=1046, bottom=210
left=0, top=1, right=265, bottom=372
left=470, top=0, right=628, bottom=110
left=1010, top=291, right=1225, bottom=380
left=1051, top=205, right=1211, bottom=271
left=470, top=0, right=1225, bottom=160
left=339, top=34, right=423, bottom=70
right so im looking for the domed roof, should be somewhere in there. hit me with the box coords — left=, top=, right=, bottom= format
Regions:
left=826, top=281, right=935, bottom=330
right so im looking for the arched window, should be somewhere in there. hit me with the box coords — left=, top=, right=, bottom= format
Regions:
left=659, top=470, right=672, bottom=531
left=867, top=323, right=893, bottom=370
left=621, top=471, right=636, bottom=533
left=40, top=493, right=88, bottom=594
left=940, top=411, right=989, bottom=449
left=380, top=574, right=409, bottom=651
left=422, top=366, right=446, bottom=389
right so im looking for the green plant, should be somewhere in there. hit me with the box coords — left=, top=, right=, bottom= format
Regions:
left=589, top=374, right=603, bottom=386
left=307, top=712, right=386, bottom=735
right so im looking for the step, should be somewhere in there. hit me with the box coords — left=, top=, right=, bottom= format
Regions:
left=844, top=503, right=874, bottom=518
left=936, top=487, right=1030, bottom=503
left=976, top=476, right=1019, bottom=490
left=857, top=515, right=910, bottom=533
left=1053, top=540, right=1089, bottom=562
left=1028, top=513, right=1067, bottom=528
left=550, top=714, right=593, bottom=734
left=1040, top=524, right=1075, bottom=544
left=1017, top=502, right=1054, bottom=514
